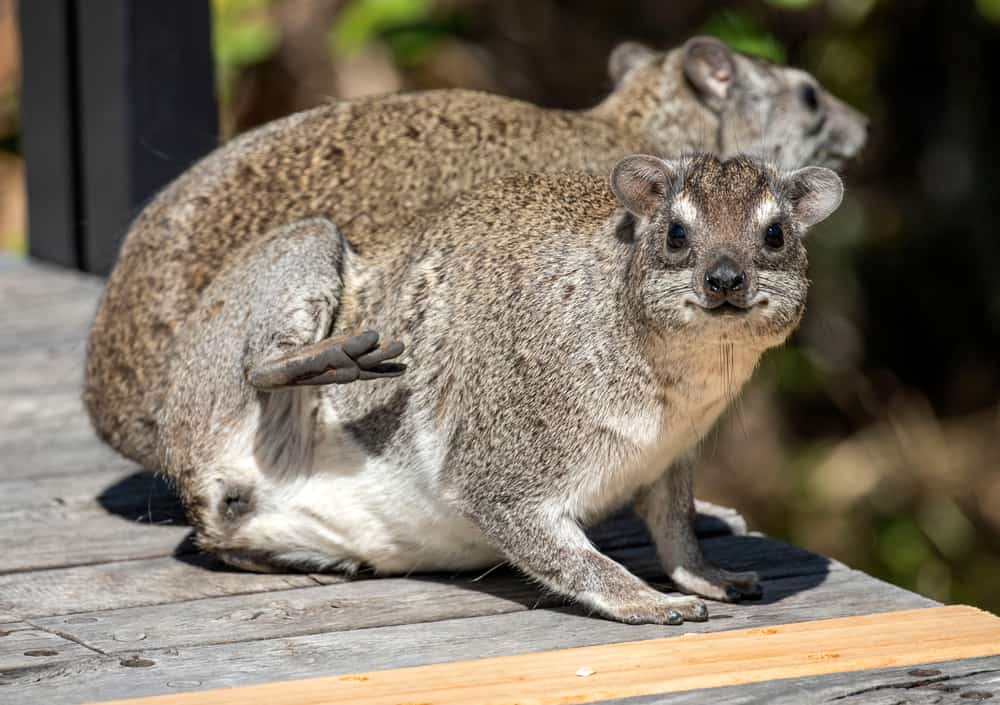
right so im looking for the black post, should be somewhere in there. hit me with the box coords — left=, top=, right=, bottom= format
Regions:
left=18, top=0, right=81, bottom=269
left=18, top=0, right=219, bottom=275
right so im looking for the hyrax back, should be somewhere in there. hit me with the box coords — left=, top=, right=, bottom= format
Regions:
left=160, top=152, right=843, bottom=624
left=84, top=37, right=866, bottom=471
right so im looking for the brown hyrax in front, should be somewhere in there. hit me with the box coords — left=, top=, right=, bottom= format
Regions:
left=84, top=37, right=866, bottom=473
left=151, top=153, right=842, bottom=625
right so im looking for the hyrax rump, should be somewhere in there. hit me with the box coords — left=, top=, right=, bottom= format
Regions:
left=155, top=153, right=843, bottom=624
left=84, top=37, right=866, bottom=472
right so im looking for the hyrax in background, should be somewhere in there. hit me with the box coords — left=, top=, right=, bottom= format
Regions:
left=84, top=37, right=866, bottom=472
left=153, top=153, right=843, bottom=624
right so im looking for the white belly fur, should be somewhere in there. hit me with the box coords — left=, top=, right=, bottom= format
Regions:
left=227, top=349, right=750, bottom=574
left=226, top=399, right=503, bottom=575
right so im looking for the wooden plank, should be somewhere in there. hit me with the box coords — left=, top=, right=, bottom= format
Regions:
left=0, top=503, right=191, bottom=574
left=0, top=601, right=961, bottom=705
left=0, top=468, right=165, bottom=513
left=80, top=606, right=1000, bottom=705
left=0, top=261, right=100, bottom=351
left=0, top=555, right=318, bottom=623
left=0, top=313, right=92, bottom=353
left=604, top=655, right=1000, bottom=703
left=0, top=432, right=136, bottom=481
left=16, top=1, right=82, bottom=269
left=32, top=562, right=926, bottom=657
left=0, top=621, right=98, bottom=674
left=0, top=533, right=842, bottom=621
left=0, top=389, right=135, bottom=483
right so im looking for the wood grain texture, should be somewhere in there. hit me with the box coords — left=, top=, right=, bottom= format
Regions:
left=29, top=564, right=928, bottom=656
left=0, top=505, right=191, bottom=574
left=84, top=606, right=1000, bottom=705
left=603, top=655, right=1000, bottom=704
left=0, top=555, right=318, bottom=622
left=2, top=259, right=974, bottom=705
left=0, top=621, right=98, bottom=675
left=0, top=469, right=152, bottom=512
left=0, top=571, right=934, bottom=704
left=0, top=532, right=834, bottom=620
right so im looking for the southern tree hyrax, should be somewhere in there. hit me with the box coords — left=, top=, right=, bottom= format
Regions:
left=84, top=37, right=866, bottom=472
left=155, top=153, right=843, bottom=624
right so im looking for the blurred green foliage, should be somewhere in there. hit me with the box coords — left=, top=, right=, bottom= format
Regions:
left=330, top=0, right=433, bottom=56
left=977, top=0, right=1000, bottom=23
left=211, top=0, right=278, bottom=105
left=701, top=9, right=786, bottom=62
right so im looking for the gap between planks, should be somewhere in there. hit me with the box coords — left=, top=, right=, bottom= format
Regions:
left=90, top=605, right=1000, bottom=705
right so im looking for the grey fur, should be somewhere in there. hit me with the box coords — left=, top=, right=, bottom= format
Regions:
left=83, top=37, right=866, bottom=472
left=150, top=154, right=843, bottom=625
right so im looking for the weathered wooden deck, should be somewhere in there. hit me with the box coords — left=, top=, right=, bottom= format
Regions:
left=2, top=255, right=999, bottom=705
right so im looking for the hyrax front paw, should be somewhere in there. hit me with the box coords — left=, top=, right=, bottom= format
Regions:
left=670, top=565, right=762, bottom=603
left=249, top=330, right=405, bottom=389
left=597, top=590, right=709, bottom=626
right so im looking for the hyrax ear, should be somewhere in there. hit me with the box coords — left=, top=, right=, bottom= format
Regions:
left=610, top=155, right=678, bottom=218
left=609, top=41, right=656, bottom=84
left=784, top=167, right=844, bottom=228
left=682, top=36, right=736, bottom=109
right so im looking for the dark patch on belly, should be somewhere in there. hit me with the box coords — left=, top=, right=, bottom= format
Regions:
left=344, top=387, right=412, bottom=456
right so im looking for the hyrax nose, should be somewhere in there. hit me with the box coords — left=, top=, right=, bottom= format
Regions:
left=703, top=256, right=746, bottom=297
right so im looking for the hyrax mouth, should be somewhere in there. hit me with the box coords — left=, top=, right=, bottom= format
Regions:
left=705, top=301, right=752, bottom=316
left=705, top=301, right=750, bottom=316
left=687, top=300, right=760, bottom=317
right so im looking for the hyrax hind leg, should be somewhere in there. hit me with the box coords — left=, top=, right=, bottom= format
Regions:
left=157, top=218, right=404, bottom=573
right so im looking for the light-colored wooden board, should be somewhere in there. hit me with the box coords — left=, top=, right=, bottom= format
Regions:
left=593, top=655, right=1000, bottom=704
left=0, top=572, right=935, bottom=704
left=0, top=422, right=136, bottom=481
left=0, top=351, right=87, bottom=395
left=0, top=555, right=319, bottom=622
left=0, top=504, right=192, bottom=574
left=0, top=621, right=99, bottom=674
left=83, top=606, right=1000, bottom=705
left=0, top=468, right=151, bottom=512
left=30, top=563, right=928, bottom=657
left=0, top=436, right=135, bottom=480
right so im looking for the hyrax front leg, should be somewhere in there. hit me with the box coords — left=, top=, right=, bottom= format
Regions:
left=635, top=460, right=762, bottom=602
left=471, top=503, right=708, bottom=625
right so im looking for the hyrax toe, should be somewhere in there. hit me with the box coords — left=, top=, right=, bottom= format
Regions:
left=605, top=593, right=709, bottom=625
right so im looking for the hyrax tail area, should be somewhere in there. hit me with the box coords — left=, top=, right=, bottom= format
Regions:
left=156, top=218, right=402, bottom=572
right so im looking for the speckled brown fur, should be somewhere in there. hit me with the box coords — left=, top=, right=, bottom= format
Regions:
left=145, top=154, right=842, bottom=623
left=83, top=38, right=865, bottom=471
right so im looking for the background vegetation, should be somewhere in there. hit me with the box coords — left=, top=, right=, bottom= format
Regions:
left=2, top=0, right=997, bottom=610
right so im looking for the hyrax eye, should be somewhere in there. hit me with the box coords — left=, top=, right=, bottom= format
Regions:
left=667, top=222, right=688, bottom=250
left=764, top=222, right=785, bottom=249
left=799, top=84, right=820, bottom=111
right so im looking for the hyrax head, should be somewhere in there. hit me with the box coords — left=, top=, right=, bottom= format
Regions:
left=610, top=153, right=843, bottom=348
left=609, top=36, right=867, bottom=171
